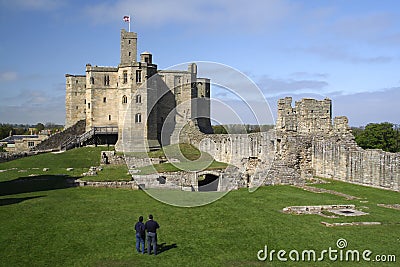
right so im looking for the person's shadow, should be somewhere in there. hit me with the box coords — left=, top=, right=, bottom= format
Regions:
left=157, top=242, right=177, bottom=254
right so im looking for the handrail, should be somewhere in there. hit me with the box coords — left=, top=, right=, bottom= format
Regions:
left=61, top=126, right=118, bottom=150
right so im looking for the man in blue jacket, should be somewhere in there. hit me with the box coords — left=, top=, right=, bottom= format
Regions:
left=145, top=214, right=160, bottom=255
left=134, top=216, right=145, bottom=254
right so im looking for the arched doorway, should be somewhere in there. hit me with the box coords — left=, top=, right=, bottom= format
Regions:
left=198, top=174, right=219, bottom=191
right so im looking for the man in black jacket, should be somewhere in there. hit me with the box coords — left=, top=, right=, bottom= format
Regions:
left=145, top=214, right=160, bottom=255
left=134, top=216, right=145, bottom=254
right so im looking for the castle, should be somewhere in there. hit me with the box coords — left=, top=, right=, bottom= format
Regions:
left=64, top=29, right=399, bottom=192
left=65, top=29, right=212, bottom=151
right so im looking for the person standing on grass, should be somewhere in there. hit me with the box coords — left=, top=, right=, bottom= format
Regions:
left=145, top=214, right=160, bottom=255
left=134, top=216, right=145, bottom=254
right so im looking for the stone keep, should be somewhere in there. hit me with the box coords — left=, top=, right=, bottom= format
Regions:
left=65, top=29, right=212, bottom=151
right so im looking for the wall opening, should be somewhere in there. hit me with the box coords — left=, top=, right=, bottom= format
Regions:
left=198, top=174, right=219, bottom=191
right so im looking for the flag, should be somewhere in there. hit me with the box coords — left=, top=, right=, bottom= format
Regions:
left=123, top=16, right=130, bottom=22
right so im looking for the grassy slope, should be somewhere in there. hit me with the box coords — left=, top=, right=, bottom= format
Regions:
left=133, top=143, right=228, bottom=174
left=0, top=148, right=399, bottom=266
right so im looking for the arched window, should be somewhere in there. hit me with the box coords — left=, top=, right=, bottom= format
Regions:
left=135, top=113, right=141, bottom=123
left=136, top=94, right=141, bottom=103
left=122, top=95, right=128, bottom=104
left=90, top=76, right=95, bottom=85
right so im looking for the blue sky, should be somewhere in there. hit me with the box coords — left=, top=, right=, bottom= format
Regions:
left=0, top=0, right=399, bottom=126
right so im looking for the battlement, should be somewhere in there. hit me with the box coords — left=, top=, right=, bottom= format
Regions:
left=85, top=65, right=118, bottom=72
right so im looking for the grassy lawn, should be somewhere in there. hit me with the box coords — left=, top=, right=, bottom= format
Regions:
left=124, top=143, right=202, bottom=160
left=129, top=143, right=229, bottom=174
left=0, top=148, right=399, bottom=266
left=136, top=160, right=228, bottom=175
left=0, top=147, right=131, bottom=183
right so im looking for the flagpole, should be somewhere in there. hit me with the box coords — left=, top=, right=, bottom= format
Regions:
left=129, top=14, right=131, bottom=32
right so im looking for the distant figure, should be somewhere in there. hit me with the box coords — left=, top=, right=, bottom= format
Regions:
left=102, top=152, right=109, bottom=164
left=134, top=216, right=145, bottom=254
left=145, top=214, right=160, bottom=255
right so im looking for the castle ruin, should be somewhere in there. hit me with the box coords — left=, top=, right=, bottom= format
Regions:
left=65, top=29, right=399, bottom=192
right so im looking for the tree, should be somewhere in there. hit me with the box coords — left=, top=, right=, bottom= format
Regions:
left=354, top=122, right=400, bottom=152
left=212, top=125, right=228, bottom=134
left=36, top=123, right=45, bottom=132
left=0, top=124, right=13, bottom=140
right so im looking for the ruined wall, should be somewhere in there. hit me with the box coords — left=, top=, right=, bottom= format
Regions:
left=312, top=137, right=400, bottom=191
left=276, top=97, right=332, bottom=134
left=278, top=97, right=400, bottom=191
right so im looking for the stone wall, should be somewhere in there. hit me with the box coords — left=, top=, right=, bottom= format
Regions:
left=0, top=151, right=35, bottom=163
left=312, top=136, right=400, bottom=191
left=65, top=75, right=86, bottom=128
left=277, top=97, right=400, bottom=191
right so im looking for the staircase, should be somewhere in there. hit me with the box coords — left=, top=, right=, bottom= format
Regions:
left=33, top=120, right=86, bottom=152
left=61, top=126, right=119, bottom=150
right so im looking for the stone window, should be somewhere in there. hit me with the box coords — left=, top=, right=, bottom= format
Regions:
left=103, top=97, right=107, bottom=103
left=129, top=40, right=131, bottom=44
left=76, top=106, right=78, bottom=110
left=129, top=52, right=131, bottom=57
left=122, top=95, right=128, bottom=104
left=123, top=71, right=128, bottom=84
left=136, top=70, right=142, bottom=83
left=108, top=115, right=111, bottom=121
left=90, top=76, right=95, bottom=85
left=84, top=99, right=86, bottom=104
left=104, top=75, right=110, bottom=86
left=76, top=80, right=78, bottom=84
left=28, top=141, right=35, bottom=148
left=135, top=113, right=142, bottom=123
left=136, top=94, right=141, bottom=103
left=174, top=76, right=181, bottom=94
left=88, top=103, right=90, bottom=109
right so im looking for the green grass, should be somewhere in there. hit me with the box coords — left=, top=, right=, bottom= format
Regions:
left=128, top=143, right=228, bottom=174
left=84, top=164, right=131, bottom=182
left=0, top=146, right=132, bottom=183
left=136, top=160, right=228, bottom=175
left=0, top=148, right=399, bottom=266
left=123, top=143, right=202, bottom=160
left=148, top=143, right=202, bottom=161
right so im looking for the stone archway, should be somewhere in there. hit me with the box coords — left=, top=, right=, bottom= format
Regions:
left=198, top=173, right=220, bottom=191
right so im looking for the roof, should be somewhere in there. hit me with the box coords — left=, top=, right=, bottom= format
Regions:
left=0, top=135, right=39, bottom=144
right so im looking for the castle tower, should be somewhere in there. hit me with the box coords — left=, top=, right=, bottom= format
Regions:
left=120, top=29, right=137, bottom=65
left=65, top=74, right=86, bottom=128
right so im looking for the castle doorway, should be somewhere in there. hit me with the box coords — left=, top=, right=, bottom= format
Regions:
left=198, top=174, right=219, bottom=191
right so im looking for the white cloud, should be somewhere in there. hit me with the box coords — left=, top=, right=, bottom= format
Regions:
left=257, top=75, right=329, bottom=96
left=0, top=89, right=65, bottom=124
left=0, top=71, right=17, bottom=81
left=83, top=0, right=296, bottom=32
left=0, top=0, right=64, bottom=10
left=301, top=45, right=395, bottom=64
left=329, top=87, right=400, bottom=126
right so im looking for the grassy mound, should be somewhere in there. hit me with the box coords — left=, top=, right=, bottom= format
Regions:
left=0, top=147, right=131, bottom=183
